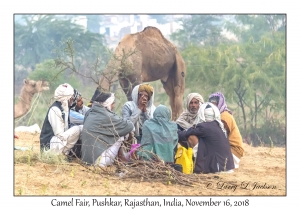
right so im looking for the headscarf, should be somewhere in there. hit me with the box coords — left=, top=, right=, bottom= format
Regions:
left=138, top=105, right=178, bottom=162
left=70, top=89, right=80, bottom=109
left=138, top=83, right=154, bottom=99
left=176, top=93, right=204, bottom=130
left=131, top=84, right=156, bottom=118
left=195, top=102, right=227, bottom=137
left=88, top=87, right=101, bottom=107
left=54, top=83, right=74, bottom=130
left=101, top=93, right=115, bottom=111
left=208, top=92, right=232, bottom=114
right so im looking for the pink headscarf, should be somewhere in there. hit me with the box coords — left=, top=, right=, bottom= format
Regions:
left=208, top=92, right=232, bottom=114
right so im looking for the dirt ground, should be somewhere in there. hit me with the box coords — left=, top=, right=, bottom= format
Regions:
left=14, top=132, right=286, bottom=196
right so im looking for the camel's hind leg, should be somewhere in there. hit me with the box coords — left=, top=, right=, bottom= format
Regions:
left=161, top=53, right=185, bottom=120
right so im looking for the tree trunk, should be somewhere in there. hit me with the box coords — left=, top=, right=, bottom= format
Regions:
left=234, top=80, right=247, bottom=132
left=235, top=89, right=247, bottom=131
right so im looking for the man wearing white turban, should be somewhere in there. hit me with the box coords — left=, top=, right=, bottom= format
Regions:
left=176, top=93, right=204, bottom=131
left=175, top=93, right=204, bottom=150
left=40, top=83, right=83, bottom=156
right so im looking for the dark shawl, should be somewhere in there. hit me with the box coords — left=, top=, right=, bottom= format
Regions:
left=179, top=121, right=234, bottom=174
left=80, top=103, right=134, bottom=164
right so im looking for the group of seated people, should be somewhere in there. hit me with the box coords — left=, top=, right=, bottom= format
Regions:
left=39, top=82, right=244, bottom=174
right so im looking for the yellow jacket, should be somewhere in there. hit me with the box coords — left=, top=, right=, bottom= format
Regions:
left=221, top=111, right=244, bottom=159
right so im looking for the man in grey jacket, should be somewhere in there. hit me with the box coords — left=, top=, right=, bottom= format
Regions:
left=80, top=92, right=134, bottom=166
left=121, top=83, right=156, bottom=143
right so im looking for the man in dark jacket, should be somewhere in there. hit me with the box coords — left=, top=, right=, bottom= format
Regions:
left=80, top=92, right=134, bottom=166
left=178, top=102, right=234, bottom=174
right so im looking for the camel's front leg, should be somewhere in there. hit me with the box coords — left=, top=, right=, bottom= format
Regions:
left=119, top=77, right=133, bottom=101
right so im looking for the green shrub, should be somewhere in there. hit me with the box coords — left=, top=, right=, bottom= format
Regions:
left=248, top=119, right=286, bottom=146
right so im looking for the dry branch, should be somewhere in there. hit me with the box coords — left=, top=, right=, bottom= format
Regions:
left=69, top=145, right=213, bottom=188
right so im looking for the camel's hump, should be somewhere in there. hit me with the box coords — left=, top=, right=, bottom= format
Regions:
left=140, top=26, right=165, bottom=36
left=119, top=26, right=165, bottom=40
left=119, top=26, right=175, bottom=48
left=136, top=26, right=166, bottom=40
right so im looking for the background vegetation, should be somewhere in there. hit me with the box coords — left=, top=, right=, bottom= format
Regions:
left=14, top=14, right=286, bottom=146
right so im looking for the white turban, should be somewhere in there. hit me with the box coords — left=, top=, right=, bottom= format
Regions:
left=101, top=93, right=115, bottom=111
left=186, top=93, right=204, bottom=113
left=54, top=83, right=74, bottom=130
left=195, top=102, right=227, bottom=137
left=176, top=93, right=204, bottom=130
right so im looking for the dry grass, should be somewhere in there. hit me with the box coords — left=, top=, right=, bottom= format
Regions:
left=14, top=132, right=286, bottom=196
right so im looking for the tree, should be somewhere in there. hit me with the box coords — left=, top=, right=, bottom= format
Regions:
left=86, top=15, right=103, bottom=33
left=14, top=15, right=54, bottom=68
left=28, top=59, right=80, bottom=92
left=237, top=32, right=286, bottom=145
left=170, top=15, right=225, bottom=50
left=14, top=15, right=107, bottom=71
left=180, top=31, right=285, bottom=145
left=224, top=14, right=286, bottom=43
left=51, top=37, right=139, bottom=116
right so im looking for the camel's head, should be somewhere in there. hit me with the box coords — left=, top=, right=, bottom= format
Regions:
left=23, top=79, right=50, bottom=94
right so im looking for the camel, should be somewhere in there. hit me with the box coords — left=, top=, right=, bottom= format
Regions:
left=98, top=26, right=186, bottom=120
left=14, top=78, right=49, bottom=119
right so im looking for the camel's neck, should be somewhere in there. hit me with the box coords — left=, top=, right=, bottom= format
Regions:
left=18, top=87, right=35, bottom=108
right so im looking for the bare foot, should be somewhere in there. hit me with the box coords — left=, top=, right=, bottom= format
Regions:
left=117, top=147, right=129, bottom=162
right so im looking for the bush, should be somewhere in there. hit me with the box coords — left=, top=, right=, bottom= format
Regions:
left=248, top=119, right=286, bottom=147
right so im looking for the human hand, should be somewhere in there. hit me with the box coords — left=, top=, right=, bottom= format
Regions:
left=141, top=106, right=147, bottom=112
left=138, top=103, right=147, bottom=112
left=138, top=99, right=148, bottom=112
left=187, top=135, right=198, bottom=148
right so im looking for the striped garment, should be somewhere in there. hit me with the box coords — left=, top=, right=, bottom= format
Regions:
left=208, top=92, right=232, bottom=114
